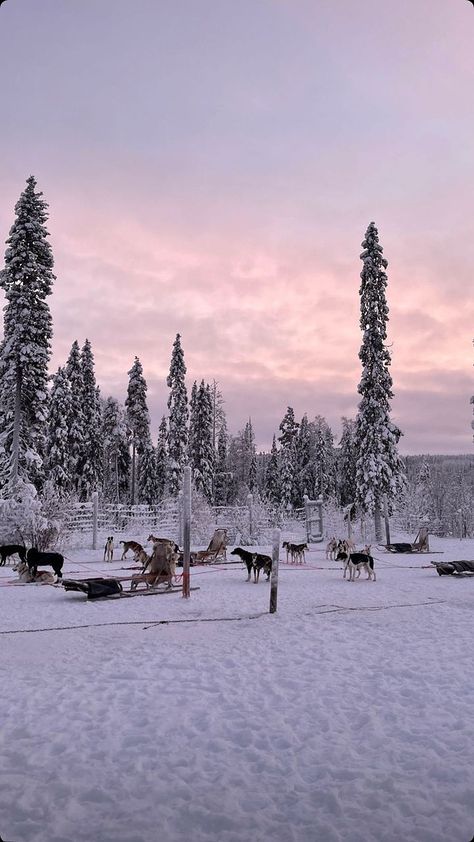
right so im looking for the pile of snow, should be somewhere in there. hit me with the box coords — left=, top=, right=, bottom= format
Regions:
left=1, top=536, right=473, bottom=842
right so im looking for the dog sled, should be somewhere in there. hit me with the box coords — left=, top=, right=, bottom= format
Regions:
left=431, top=560, right=474, bottom=577
left=62, top=577, right=199, bottom=600
left=384, top=527, right=431, bottom=554
left=195, top=529, right=228, bottom=564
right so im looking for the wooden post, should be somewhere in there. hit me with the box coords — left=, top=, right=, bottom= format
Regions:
left=383, top=495, right=391, bottom=546
left=269, top=528, right=280, bottom=614
left=178, top=490, right=184, bottom=547
left=303, top=495, right=310, bottom=543
left=92, top=491, right=99, bottom=550
left=182, top=466, right=191, bottom=598
left=130, top=439, right=136, bottom=506
left=247, top=493, right=254, bottom=543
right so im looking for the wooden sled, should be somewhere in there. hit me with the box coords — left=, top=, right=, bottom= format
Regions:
left=384, top=526, right=433, bottom=554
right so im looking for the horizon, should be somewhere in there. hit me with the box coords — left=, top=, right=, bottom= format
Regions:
left=1, top=0, right=473, bottom=455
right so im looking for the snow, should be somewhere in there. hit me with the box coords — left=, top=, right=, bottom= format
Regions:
left=1, top=537, right=474, bottom=842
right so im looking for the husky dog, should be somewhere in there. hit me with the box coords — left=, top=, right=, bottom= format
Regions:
left=135, top=549, right=151, bottom=570
left=283, top=541, right=307, bottom=564
left=103, top=536, right=114, bottom=562
left=230, top=547, right=272, bottom=583
left=14, top=560, right=55, bottom=584
left=231, top=546, right=256, bottom=581
left=0, top=544, right=27, bottom=566
left=120, top=540, right=144, bottom=560
left=325, top=538, right=338, bottom=560
left=337, top=547, right=376, bottom=582
left=251, top=553, right=272, bottom=583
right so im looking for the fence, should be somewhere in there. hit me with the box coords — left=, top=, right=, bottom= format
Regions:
left=65, top=493, right=326, bottom=550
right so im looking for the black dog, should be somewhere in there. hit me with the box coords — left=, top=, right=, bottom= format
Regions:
left=252, top=553, right=272, bottom=583
left=26, top=547, right=64, bottom=579
left=231, top=547, right=255, bottom=581
left=231, top=547, right=272, bottom=583
left=0, top=544, right=27, bottom=566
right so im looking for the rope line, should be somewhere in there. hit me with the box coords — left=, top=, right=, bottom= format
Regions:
left=0, top=600, right=445, bottom=636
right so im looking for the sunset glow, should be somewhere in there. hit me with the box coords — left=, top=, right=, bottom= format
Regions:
left=1, top=0, right=473, bottom=453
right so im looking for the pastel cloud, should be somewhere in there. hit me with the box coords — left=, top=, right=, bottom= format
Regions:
left=0, top=0, right=473, bottom=454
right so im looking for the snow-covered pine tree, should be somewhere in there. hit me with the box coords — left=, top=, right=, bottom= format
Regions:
left=245, top=419, right=258, bottom=492
left=295, top=414, right=315, bottom=505
left=138, top=437, right=159, bottom=505
left=189, top=380, right=214, bottom=501
left=45, top=367, right=72, bottom=491
left=337, top=417, right=357, bottom=507
left=277, top=407, right=299, bottom=508
left=65, top=340, right=86, bottom=493
left=214, top=423, right=229, bottom=505
left=354, top=222, right=406, bottom=540
left=188, top=380, right=198, bottom=462
left=313, top=415, right=336, bottom=500
left=278, top=406, right=299, bottom=448
left=155, top=415, right=168, bottom=500
left=166, top=334, right=188, bottom=496
left=101, top=397, right=130, bottom=502
left=125, top=356, right=153, bottom=504
left=265, top=434, right=281, bottom=505
left=280, top=441, right=297, bottom=510
left=77, top=339, right=103, bottom=500
left=209, top=379, right=226, bottom=452
left=0, top=176, right=55, bottom=491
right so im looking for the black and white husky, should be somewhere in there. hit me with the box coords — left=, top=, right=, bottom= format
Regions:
left=337, top=547, right=376, bottom=582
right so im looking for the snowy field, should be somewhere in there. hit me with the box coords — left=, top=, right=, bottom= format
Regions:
left=1, top=537, right=474, bottom=842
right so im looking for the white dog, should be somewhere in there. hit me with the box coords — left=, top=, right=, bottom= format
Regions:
left=103, top=536, right=114, bottom=562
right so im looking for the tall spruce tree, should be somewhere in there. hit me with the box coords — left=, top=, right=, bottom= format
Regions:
left=189, top=380, right=214, bottom=501
left=155, top=415, right=168, bottom=500
left=138, top=438, right=159, bottom=505
left=295, top=414, right=315, bottom=504
left=278, top=407, right=299, bottom=508
left=354, top=222, right=405, bottom=539
left=188, top=380, right=198, bottom=462
left=0, top=176, right=55, bottom=490
left=313, top=415, right=336, bottom=500
left=265, top=434, right=281, bottom=505
left=166, top=334, right=188, bottom=495
left=125, top=356, right=153, bottom=504
left=78, top=339, right=103, bottom=499
left=101, top=397, right=130, bottom=502
left=65, top=340, right=86, bottom=493
left=337, top=417, right=357, bottom=507
left=214, top=423, right=229, bottom=504
left=45, top=367, right=72, bottom=491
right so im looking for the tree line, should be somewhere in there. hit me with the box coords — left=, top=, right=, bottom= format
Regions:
left=0, top=176, right=431, bottom=540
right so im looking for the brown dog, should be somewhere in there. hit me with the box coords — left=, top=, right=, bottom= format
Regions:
left=120, top=540, right=144, bottom=560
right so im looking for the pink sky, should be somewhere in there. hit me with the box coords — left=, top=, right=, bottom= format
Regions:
left=1, top=0, right=473, bottom=453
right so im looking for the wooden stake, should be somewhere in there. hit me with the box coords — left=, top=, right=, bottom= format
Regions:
left=182, top=466, right=191, bottom=598
left=269, top=528, right=280, bottom=614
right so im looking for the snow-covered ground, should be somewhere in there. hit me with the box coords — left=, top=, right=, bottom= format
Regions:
left=1, top=536, right=473, bottom=842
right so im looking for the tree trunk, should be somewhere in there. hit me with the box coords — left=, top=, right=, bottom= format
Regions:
left=10, top=363, right=22, bottom=490
left=374, top=503, right=383, bottom=544
left=383, top=494, right=391, bottom=545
